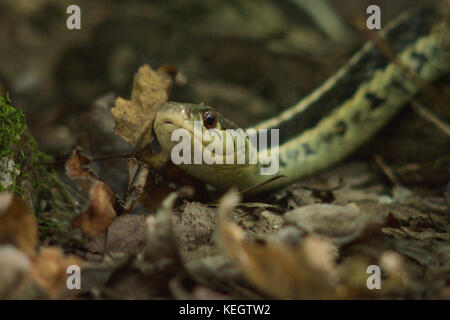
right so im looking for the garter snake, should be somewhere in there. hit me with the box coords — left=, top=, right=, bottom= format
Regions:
left=153, top=6, right=449, bottom=194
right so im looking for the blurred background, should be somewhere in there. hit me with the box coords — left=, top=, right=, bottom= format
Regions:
left=0, top=0, right=447, bottom=193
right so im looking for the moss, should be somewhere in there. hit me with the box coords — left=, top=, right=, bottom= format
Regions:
left=0, top=95, right=52, bottom=198
left=0, top=95, right=27, bottom=157
left=0, top=96, right=81, bottom=242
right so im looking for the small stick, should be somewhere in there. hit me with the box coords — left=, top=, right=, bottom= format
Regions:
left=373, top=154, right=401, bottom=186
left=91, top=153, right=134, bottom=162
left=240, top=175, right=286, bottom=196
left=36, top=152, right=134, bottom=166
left=410, top=100, right=450, bottom=137
left=121, top=160, right=149, bottom=214
left=206, top=175, right=286, bottom=205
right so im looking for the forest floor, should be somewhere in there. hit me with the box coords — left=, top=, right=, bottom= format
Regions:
left=0, top=0, right=449, bottom=299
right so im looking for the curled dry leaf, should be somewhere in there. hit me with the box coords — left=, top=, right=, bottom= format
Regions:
left=216, top=190, right=338, bottom=299
left=284, top=203, right=388, bottom=245
left=145, top=187, right=194, bottom=262
left=378, top=250, right=410, bottom=290
left=0, top=245, right=34, bottom=299
left=0, top=194, right=38, bottom=257
left=66, top=148, right=117, bottom=238
left=0, top=245, right=83, bottom=299
left=31, top=246, right=83, bottom=298
left=111, top=64, right=176, bottom=150
left=71, top=179, right=117, bottom=239
left=65, top=146, right=97, bottom=178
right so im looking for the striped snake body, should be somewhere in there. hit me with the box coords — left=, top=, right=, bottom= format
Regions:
left=154, top=7, right=449, bottom=194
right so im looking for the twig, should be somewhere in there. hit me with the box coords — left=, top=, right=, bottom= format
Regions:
left=206, top=175, right=286, bottom=205
left=373, top=154, right=401, bottom=186
left=120, top=159, right=149, bottom=214
left=91, top=153, right=134, bottom=162
left=410, top=100, right=450, bottom=137
left=36, top=152, right=134, bottom=166
left=240, top=175, right=285, bottom=196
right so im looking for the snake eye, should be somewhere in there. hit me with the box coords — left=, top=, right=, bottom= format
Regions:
left=202, top=110, right=217, bottom=129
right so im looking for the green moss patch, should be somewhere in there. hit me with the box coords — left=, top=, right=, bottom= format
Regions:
left=0, top=95, right=52, bottom=198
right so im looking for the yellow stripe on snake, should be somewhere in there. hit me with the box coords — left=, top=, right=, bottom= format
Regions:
left=153, top=6, right=449, bottom=194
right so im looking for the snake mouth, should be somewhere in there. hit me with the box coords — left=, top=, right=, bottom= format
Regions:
left=154, top=102, right=236, bottom=159
left=154, top=102, right=198, bottom=155
left=154, top=102, right=193, bottom=130
left=155, top=115, right=226, bottom=156
left=154, top=109, right=186, bottom=132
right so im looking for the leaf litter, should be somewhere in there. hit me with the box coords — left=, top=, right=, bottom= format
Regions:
left=2, top=64, right=449, bottom=300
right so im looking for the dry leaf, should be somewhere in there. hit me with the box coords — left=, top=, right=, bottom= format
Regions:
left=111, top=64, right=176, bottom=150
left=0, top=194, right=38, bottom=256
left=216, top=190, right=338, bottom=299
left=31, top=246, right=83, bottom=298
left=85, top=214, right=147, bottom=260
left=0, top=245, right=33, bottom=299
left=71, top=179, right=117, bottom=238
left=0, top=245, right=83, bottom=299
left=66, top=148, right=117, bottom=238
left=65, top=146, right=97, bottom=178
left=145, top=187, right=193, bottom=262
left=284, top=203, right=387, bottom=245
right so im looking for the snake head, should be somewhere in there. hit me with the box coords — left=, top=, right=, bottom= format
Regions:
left=154, top=101, right=238, bottom=154
left=154, top=102, right=257, bottom=187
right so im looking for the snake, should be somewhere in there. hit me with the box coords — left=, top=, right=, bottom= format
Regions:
left=153, top=6, right=449, bottom=194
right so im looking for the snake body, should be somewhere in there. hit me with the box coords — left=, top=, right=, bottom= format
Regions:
left=154, top=7, right=449, bottom=194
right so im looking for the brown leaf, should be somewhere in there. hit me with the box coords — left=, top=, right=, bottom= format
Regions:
left=31, top=246, right=83, bottom=298
left=71, top=179, right=117, bottom=238
left=65, top=147, right=96, bottom=178
left=65, top=148, right=117, bottom=238
left=0, top=245, right=34, bottom=299
left=111, top=64, right=176, bottom=150
left=0, top=194, right=38, bottom=257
